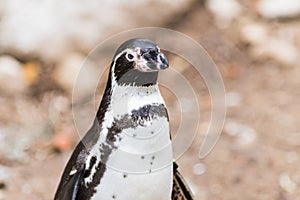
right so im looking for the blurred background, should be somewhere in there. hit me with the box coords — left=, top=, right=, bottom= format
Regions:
left=0, top=0, right=300, bottom=199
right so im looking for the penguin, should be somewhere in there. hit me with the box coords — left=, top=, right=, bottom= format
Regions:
left=54, top=38, right=194, bottom=200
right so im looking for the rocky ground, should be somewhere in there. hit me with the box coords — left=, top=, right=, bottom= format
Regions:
left=0, top=1, right=300, bottom=199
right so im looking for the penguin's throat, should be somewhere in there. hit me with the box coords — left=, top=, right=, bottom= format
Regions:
left=109, top=85, right=165, bottom=118
left=113, top=70, right=158, bottom=87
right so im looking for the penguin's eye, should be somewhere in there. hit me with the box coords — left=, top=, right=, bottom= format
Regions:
left=125, top=52, right=135, bottom=61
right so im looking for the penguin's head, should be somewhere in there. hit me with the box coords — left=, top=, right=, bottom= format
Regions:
left=111, top=38, right=169, bottom=86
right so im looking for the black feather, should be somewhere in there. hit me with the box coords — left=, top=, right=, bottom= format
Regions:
left=172, top=162, right=195, bottom=200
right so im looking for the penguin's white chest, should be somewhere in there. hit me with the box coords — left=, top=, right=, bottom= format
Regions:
left=92, top=166, right=172, bottom=200
left=93, top=120, right=172, bottom=200
left=89, top=86, right=173, bottom=200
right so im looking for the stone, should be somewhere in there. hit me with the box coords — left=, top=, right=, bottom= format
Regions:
left=279, top=172, right=297, bottom=194
left=258, top=0, right=300, bottom=19
left=0, top=56, right=26, bottom=94
left=53, top=53, right=99, bottom=96
left=0, top=165, right=11, bottom=185
left=241, top=22, right=268, bottom=45
left=226, top=92, right=242, bottom=107
left=224, top=121, right=257, bottom=146
left=193, top=162, right=206, bottom=175
left=206, top=0, right=242, bottom=28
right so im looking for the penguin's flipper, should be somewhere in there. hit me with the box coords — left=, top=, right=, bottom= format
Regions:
left=172, top=162, right=194, bottom=200
left=54, top=142, right=87, bottom=200
left=58, top=167, right=84, bottom=200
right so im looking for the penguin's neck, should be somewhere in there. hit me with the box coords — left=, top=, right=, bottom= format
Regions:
left=95, top=69, right=163, bottom=128
left=109, top=84, right=165, bottom=118
left=114, top=69, right=158, bottom=87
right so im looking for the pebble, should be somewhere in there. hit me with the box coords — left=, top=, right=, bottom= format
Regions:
left=0, top=181, right=5, bottom=190
left=224, top=121, right=257, bottom=146
left=0, top=128, right=30, bottom=162
left=226, top=92, right=242, bottom=107
left=0, top=191, right=4, bottom=200
left=0, top=165, right=12, bottom=191
left=23, top=61, right=40, bottom=85
left=53, top=53, right=99, bottom=96
left=52, top=129, right=74, bottom=152
left=193, top=162, right=206, bottom=175
left=0, top=56, right=26, bottom=94
left=241, top=22, right=268, bottom=45
left=206, top=0, right=242, bottom=27
left=236, top=129, right=256, bottom=146
left=279, top=172, right=297, bottom=194
left=257, top=0, right=300, bottom=19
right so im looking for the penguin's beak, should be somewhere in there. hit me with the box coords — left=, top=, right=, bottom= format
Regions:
left=142, top=49, right=169, bottom=71
left=156, top=52, right=169, bottom=70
